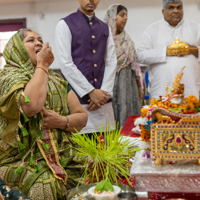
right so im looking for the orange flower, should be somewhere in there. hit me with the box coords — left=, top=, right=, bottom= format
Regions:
left=186, top=95, right=199, bottom=105
left=146, top=95, right=200, bottom=115
left=141, top=125, right=151, bottom=142
left=141, top=108, right=149, bottom=117
left=172, top=103, right=178, bottom=108
left=150, top=98, right=158, bottom=106
left=186, top=102, right=195, bottom=112
left=168, top=102, right=173, bottom=108
left=164, top=102, right=170, bottom=109
left=181, top=109, right=187, bottom=114
left=157, top=102, right=163, bottom=107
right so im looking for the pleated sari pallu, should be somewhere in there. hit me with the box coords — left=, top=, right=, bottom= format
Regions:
left=0, top=33, right=84, bottom=200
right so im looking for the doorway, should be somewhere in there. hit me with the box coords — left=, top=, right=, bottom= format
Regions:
left=0, top=18, right=26, bottom=70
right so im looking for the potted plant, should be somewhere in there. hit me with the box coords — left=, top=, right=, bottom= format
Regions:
left=71, top=124, right=140, bottom=185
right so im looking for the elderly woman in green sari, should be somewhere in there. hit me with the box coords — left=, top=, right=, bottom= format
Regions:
left=0, top=29, right=88, bottom=200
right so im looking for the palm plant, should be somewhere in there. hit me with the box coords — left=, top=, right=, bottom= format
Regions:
left=71, top=124, right=140, bottom=185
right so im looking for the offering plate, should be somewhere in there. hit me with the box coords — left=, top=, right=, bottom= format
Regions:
left=66, top=183, right=135, bottom=200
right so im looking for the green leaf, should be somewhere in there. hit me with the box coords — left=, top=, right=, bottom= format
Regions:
left=59, top=159, right=66, bottom=168
left=23, top=94, right=30, bottom=103
left=168, top=108, right=182, bottom=113
left=95, top=179, right=107, bottom=191
left=34, top=165, right=40, bottom=173
left=42, top=142, right=50, bottom=151
left=18, top=141, right=26, bottom=150
left=95, top=179, right=114, bottom=192
left=20, top=126, right=29, bottom=137
left=102, top=180, right=114, bottom=192
left=71, top=122, right=141, bottom=185
left=30, top=155, right=34, bottom=166
left=22, top=112, right=29, bottom=122
left=39, top=130, right=44, bottom=139
left=14, top=166, right=22, bottom=176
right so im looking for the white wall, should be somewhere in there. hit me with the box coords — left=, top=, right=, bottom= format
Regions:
left=1, top=0, right=200, bottom=69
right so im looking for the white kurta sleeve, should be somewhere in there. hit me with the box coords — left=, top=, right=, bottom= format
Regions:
left=137, top=32, right=167, bottom=65
left=100, top=27, right=117, bottom=97
left=197, top=27, right=200, bottom=62
left=196, top=46, right=200, bottom=62
left=55, top=20, right=94, bottom=98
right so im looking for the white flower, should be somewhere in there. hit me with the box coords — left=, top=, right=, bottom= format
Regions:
left=134, top=117, right=146, bottom=126
left=139, top=141, right=151, bottom=150
left=132, top=125, right=141, bottom=135
left=142, top=105, right=150, bottom=109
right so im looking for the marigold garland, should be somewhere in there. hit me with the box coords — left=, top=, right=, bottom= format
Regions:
left=150, top=98, right=158, bottom=105
left=141, top=125, right=151, bottom=142
left=141, top=108, right=149, bottom=118
left=139, top=95, right=200, bottom=142
left=144, top=95, right=200, bottom=115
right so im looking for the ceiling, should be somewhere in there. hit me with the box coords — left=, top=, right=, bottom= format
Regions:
left=0, top=0, right=61, bottom=4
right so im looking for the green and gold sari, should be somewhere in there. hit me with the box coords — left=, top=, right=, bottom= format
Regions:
left=0, top=32, right=84, bottom=199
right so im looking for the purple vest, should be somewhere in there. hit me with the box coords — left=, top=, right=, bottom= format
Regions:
left=62, top=10, right=109, bottom=104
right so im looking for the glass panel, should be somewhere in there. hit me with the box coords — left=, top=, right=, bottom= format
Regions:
left=0, top=31, right=17, bottom=70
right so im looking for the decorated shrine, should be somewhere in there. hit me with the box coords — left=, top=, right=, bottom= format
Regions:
left=135, top=66, right=200, bottom=165
left=130, top=66, right=200, bottom=199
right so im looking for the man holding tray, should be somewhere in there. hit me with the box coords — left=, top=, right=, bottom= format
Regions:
left=137, top=0, right=200, bottom=100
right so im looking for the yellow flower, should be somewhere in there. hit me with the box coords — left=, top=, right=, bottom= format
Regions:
left=172, top=103, right=178, bottom=108
left=164, top=102, right=170, bottom=109
left=141, top=108, right=149, bottom=117
left=150, top=98, right=158, bottom=106
left=186, top=102, right=195, bottom=112
left=157, top=102, right=163, bottom=107
left=186, top=95, right=199, bottom=104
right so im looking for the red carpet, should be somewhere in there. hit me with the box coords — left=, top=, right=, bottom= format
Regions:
left=120, top=115, right=141, bottom=137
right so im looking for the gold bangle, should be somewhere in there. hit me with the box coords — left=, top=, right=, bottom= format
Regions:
left=63, top=116, right=69, bottom=130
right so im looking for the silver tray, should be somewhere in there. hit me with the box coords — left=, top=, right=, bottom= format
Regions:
left=66, top=183, right=135, bottom=200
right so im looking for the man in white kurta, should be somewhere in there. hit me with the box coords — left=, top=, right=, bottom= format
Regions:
left=137, top=0, right=200, bottom=99
left=55, top=1, right=117, bottom=134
